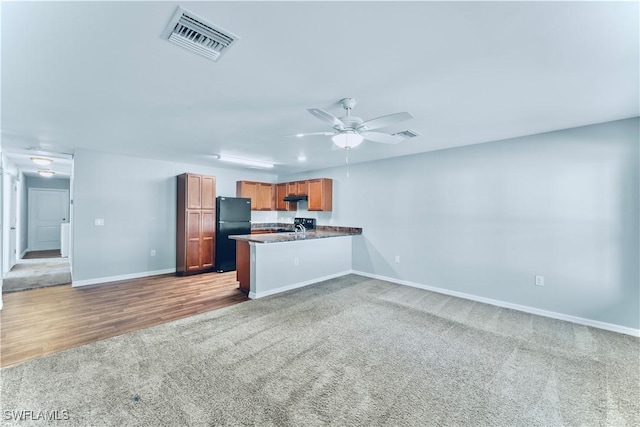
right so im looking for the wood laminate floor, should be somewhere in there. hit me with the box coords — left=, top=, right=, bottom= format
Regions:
left=0, top=271, right=248, bottom=367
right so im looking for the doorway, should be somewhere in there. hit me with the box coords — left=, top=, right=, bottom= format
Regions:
left=28, top=188, right=69, bottom=251
left=1, top=149, right=73, bottom=294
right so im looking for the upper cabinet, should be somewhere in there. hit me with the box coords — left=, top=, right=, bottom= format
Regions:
left=257, top=183, right=275, bottom=211
left=186, top=174, right=216, bottom=210
left=307, top=178, right=332, bottom=211
left=237, top=181, right=274, bottom=211
left=296, top=180, right=309, bottom=197
left=237, top=178, right=332, bottom=212
left=276, top=183, right=294, bottom=211
left=236, top=181, right=258, bottom=210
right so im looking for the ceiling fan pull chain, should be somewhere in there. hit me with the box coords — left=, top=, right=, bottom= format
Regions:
left=345, top=147, right=350, bottom=178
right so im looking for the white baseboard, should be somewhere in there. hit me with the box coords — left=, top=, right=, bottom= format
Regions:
left=351, top=270, right=640, bottom=338
left=249, top=270, right=352, bottom=299
left=19, top=249, right=28, bottom=259
left=72, top=268, right=176, bottom=288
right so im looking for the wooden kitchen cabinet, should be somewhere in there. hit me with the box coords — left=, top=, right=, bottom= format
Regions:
left=296, top=180, right=309, bottom=196
left=177, top=173, right=216, bottom=275
left=286, top=182, right=297, bottom=197
left=285, top=180, right=308, bottom=196
left=237, top=181, right=274, bottom=211
left=236, top=181, right=259, bottom=210
left=307, top=178, right=332, bottom=211
left=257, top=183, right=275, bottom=211
left=238, top=178, right=331, bottom=211
left=238, top=228, right=280, bottom=292
left=276, top=183, right=294, bottom=211
left=236, top=241, right=250, bottom=293
left=186, top=174, right=216, bottom=209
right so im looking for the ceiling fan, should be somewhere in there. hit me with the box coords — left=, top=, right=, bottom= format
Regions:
left=297, top=98, right=415, bottom=149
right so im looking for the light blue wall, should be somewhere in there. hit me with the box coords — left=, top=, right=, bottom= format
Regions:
left=72, top=149, right=277, bottom=282
left=279, top=118, right=640, bottom=330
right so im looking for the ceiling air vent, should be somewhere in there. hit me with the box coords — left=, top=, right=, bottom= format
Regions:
left=393, top=129, right=421, bottom=139
left=161, top=7, right=240, bottom=62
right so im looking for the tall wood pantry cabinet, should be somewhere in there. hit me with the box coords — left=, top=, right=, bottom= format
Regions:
left=176, top=173, right=216, bottom=275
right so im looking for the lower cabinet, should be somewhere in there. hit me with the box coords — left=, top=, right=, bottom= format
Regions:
left=236, top=241, right=250, bottom=293
left=177, top=210, right=216, bottom=275
left=237, top=229, right=277, bottom=291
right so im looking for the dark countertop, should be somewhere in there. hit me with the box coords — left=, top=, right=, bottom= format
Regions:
left=232, top=224, right=362, bottom=244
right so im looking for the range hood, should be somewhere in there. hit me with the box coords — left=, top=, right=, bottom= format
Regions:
left=283, top=195, right=308, bottom=202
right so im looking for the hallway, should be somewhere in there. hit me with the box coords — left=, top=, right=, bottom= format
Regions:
left=2, top=250, right=71, bottom=292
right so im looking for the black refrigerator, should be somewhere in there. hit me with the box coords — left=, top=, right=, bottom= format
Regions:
left=215, top=197, right=251, bottom=272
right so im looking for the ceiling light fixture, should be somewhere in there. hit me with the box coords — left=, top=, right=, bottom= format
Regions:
left=332, top=131, right=364, bottom=149
left=37, top=170, right=55, bottom=178
left=31, top=157, right=53, bottom=166
left=218, top=155, right=274, bottom=169
left=297, top=155, right=307, bottom=162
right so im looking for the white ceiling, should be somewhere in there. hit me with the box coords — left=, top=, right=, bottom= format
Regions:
left=2, top=1, right=638, bottom=176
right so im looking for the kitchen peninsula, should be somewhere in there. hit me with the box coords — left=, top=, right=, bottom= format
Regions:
left=230, top=223, right=362, bottom=299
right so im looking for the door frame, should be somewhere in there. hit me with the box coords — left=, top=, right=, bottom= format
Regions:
left=28, top=188, right=70, bottom=251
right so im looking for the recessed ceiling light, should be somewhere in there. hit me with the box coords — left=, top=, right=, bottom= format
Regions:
left=31, top=157, right=53, bottom=166
left=295, top=134, right=304, bottom=138
left=297, top=155, right=307, bottom=162
left=218, top=155, right=274, bottom=169
left=37, top=170, right=55, bottom=178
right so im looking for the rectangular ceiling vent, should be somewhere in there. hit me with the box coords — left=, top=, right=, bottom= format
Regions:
left=161, top=7, right=240, bottom=62
left=393, top=129, right=421, bottom=139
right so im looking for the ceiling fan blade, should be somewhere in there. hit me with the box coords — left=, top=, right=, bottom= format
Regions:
left=358, top=112, right=413, bottom=131
left=287, top=132, right=334, bottom=137
left=307, top=108, right=346, bottom=129
left=361, top=131, right=404, bottom=144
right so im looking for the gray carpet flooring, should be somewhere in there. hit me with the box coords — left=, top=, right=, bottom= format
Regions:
left=1, top=274, right=638, bottom=426
left=2, top=258, right=71, bottom=292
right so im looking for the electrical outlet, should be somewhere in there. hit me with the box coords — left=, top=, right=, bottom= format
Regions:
left=395, top=255, right=400, bottom=264
left=150, top=250, right=156, bottom=256
left=294, top=258, right=299, bottom=267
left=94, top=218, right=105, bottom=226
left=535, top=275, right=544, bottom=286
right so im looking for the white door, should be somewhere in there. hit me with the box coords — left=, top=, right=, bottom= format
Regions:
left=28, top=189, right=70, bottom=251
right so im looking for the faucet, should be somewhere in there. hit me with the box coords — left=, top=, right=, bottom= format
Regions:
left=295, top=223, right=306, bottom=236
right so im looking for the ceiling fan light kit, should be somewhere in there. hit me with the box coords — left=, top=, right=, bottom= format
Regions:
left=332, top=131, right=364, bottom=149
